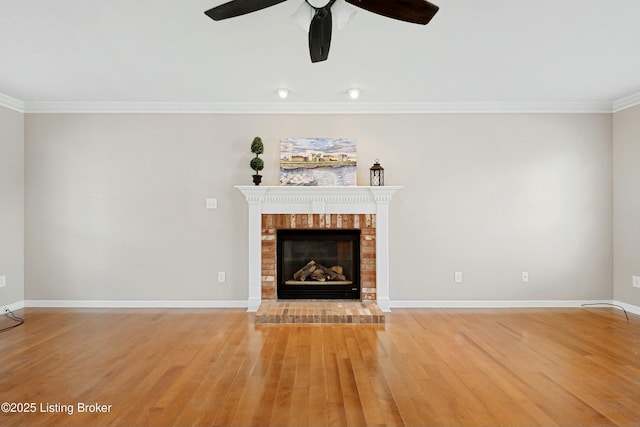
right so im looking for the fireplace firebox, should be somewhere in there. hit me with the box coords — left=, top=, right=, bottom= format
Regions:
left=277, top=229, right=361, bottom=300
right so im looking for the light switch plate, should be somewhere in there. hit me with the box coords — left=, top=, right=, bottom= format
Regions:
left=633, top=276, right=640, bottom=288
left=0, top=275, right=6, bottom=288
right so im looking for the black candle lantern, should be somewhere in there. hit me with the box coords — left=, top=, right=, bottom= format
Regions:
left=370, top=159, right=384, bottom=186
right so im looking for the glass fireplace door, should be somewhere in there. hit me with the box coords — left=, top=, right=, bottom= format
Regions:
left=277, top=229, right=360, bottom=300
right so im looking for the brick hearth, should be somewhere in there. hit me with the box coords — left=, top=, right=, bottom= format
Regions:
left=256, top=301, right=385, bottom=324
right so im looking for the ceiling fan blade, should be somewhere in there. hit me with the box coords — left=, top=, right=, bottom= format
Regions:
left=308, top=7, right=333, bottom=63
left=345, top=0, right=438, bottom=25
left=205, top=0, right=288, bottom=21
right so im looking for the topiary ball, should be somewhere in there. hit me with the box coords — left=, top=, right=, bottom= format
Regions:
left=251, top=137, right=264, bottom=155
left=250, top=157, right=264, bottom=172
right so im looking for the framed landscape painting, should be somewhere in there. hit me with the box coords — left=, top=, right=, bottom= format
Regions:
left=280, top=137, right=357, bottom=186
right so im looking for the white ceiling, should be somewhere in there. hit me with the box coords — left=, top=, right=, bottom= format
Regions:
left=1, top=0, right=640, bottom=112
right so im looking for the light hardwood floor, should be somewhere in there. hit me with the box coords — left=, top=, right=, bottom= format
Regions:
left=1, top=307, right=639, bottom=426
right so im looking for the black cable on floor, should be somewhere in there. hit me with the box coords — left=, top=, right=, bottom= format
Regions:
left=581, top=302, right=629, bottom=323
left=0, top=308, right=24, bottom=333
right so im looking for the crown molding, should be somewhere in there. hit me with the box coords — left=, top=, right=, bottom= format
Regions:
left=0, top=92, right=25, bottom=112
left=613, top=91, right=640, bottom=112
left=7, top=87, right=640, bottom=114
left=22, top=100, right=614, bottom=114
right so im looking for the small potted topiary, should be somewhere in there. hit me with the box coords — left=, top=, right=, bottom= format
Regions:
left=250, top=136, right=264, bottom=185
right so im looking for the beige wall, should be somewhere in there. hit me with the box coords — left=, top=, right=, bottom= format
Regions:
left=613, top=105, right=640, bottom=306
left=0, top=106, right=24, bottom=307
left=24, top=112, right=613, bottom=302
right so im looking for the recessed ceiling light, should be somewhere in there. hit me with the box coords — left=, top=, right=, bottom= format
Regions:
left=277, top=88, right=289, bottom=99
left=348, top=88, right=360, bottom=100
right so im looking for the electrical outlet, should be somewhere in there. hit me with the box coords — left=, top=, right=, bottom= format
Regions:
left=218, top=272, right=226, bottom=283
left=0, top=275, right=6, bottom=288
left=633, top=276, right=640, bottom=289
left=454, top=272, right=463, bottom=283
left=522, top=272, right=529, bottom=282
left=206, top=198, right=218, bottom=209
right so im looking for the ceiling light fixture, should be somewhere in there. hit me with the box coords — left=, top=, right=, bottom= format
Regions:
left=276, top=88, right=289, bottom=99
left=291, top=0, right=357, bottom=32
left=348, top=88, right=360, bottom=100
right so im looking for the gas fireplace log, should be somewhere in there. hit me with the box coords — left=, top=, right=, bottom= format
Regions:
left=329, top=266, right=346, bottom=280
left=293, top=260, right=317, bottom=281
left=293, top=261, right=347, bottom=282
left=310, top=269, right=327, bottom=281
left=319, top=265, right=345, bottom=281
left=329, top=271, right=347, bottom=281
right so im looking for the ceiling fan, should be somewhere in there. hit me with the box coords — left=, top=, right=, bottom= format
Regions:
left=204, top=0, right=439, bottom=63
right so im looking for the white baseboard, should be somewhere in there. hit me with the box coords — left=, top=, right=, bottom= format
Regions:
left=13, top=299, right=639, bottom=316
left=1, top=300, right=25, bottom=312
left=390, top=299, right=640, bottom=316
left=390, top=299, right=606, bottom=308
left=24, top=300, right=248, bottom=309
left=377, top=297, right=391, bottom=312
left=612, top=300, right=640, bottom=316
left=247, top=297, right=261, bottom=313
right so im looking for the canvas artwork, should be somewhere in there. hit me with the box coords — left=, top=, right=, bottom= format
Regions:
left=280, top=137, right=357, bottom=186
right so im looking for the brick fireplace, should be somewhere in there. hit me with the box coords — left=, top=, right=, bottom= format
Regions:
left=261, top=214, right=376, bottom=301
left=236, top=186, right=401, bottom=321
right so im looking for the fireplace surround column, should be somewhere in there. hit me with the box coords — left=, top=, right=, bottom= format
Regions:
left=374, top=193, right=392, bottom=311
left=246, top=190, right=265, bottom=312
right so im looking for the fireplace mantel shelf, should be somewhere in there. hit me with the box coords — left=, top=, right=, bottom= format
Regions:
left=236, top=186, right=402, bottom=214
left=236, top=185, right=401, bottom=312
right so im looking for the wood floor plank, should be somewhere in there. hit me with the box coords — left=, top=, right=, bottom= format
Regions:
left=305, top=327, right=328, bottom=427
left=1, top=307, right=639, bottom=426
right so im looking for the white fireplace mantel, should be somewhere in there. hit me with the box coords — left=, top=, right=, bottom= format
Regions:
left=236, top=186, right=401, bottom=312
